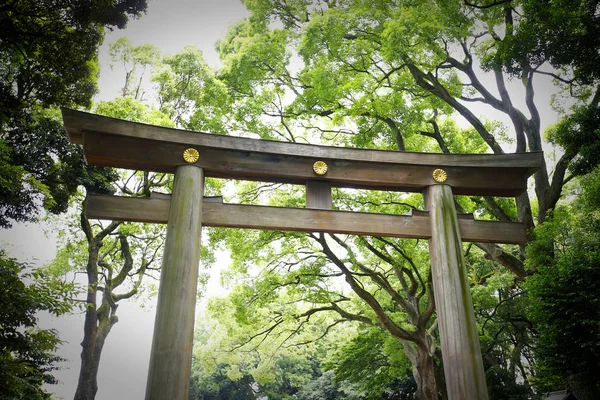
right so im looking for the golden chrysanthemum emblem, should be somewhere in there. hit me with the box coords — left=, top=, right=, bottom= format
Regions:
left=432, top=168, right=447, bottom=183
left=313, top=161, right=328, bottom=176
left=182, top=148, right=199, bottom=164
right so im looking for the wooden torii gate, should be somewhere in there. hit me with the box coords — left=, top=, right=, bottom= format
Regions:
left=62, top=109, right=541, bottom=400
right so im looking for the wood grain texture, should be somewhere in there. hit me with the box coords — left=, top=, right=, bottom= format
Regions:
left=63, top=108, right=542, bottom=197
left=425, top=185, right=489, bottom=400
left=80, top=130, right=532, bottom=196
left=145, top=166, right=203, bottom=400
left=306, top=180, right=332, bottom=209
left=85, top=194, right=528, bottom=244
left=63, top=108, right=542, bottom=167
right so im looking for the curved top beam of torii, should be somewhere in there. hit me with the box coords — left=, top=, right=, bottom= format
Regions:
left=62, top=108, right=541, bottom=197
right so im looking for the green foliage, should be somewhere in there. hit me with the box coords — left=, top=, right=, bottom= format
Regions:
left=109, top=37, right=160, bottom=99
left=0, top=108, right=117, bottom=228
left=0, top=0, right=147, bottom=116
left=295, top=371, right=364, bottom=400
left=203, top=205, right=436, bottom=396
left=48, top=96, right=185, bottom=398
left=547, top=103, right=600, bottom=176
left=488, top=0, right=600, bottom=84
left=190, top=316, right=374, bottom=400
left=525, top=169, right=600, bottom=398
left=95, top=97, right=174, bottom=128
left=189, top=357, right=257, bottom=400
left=325, top=327, right=416, bottom=400
left=31, top=0, right=596, bottom=397
left=190, top=317, right=316, bottom=399
left=152, top=46, right=231, bottom=131
left=0, top=251, right=75, bottom=399
left=0, top=0, right=147, bottom=226
left=179, top=0, right=600, bottom=396
left=0, top=139, right=45, bottom=228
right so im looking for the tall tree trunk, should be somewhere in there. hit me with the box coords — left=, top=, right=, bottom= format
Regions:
left=73, top=308, right=117, bottom=400
left=74, top=288, right=100, bottom=400
left=74, top=214, right=121, bottom=400
left=401, top=338, right=441, bottom=400
left=415, top=345, right=439, bottom=400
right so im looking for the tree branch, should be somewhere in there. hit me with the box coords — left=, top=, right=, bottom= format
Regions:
left=474, top=242, right=528, bottom=279
left=315, top=233, right=416, bottom=341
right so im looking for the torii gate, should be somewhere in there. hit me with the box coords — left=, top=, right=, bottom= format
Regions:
left=62, top=109, right=541, bottom=400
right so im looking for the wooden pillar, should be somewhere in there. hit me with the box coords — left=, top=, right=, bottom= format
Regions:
left=145, top=165, right=204, bottom=400
left=424, top=184, right=488, bottom=400
left=306, top=180, right=332, bottom=210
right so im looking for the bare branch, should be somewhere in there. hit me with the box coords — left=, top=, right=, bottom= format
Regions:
left=465, top=0, right=512, bottom=10
left=315, top=233, right=416, bottom=341
left=474, top=242, right=528, bottom=279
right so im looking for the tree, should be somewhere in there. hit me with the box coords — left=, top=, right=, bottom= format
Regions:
left=525, top=168, right=600, bottom=399
left=218, top=0, right=599, bottom=244
left=48, top=42, right=227, bottom=399
left=0, top=251, right=75, bottom=399
left=45, top=97, right=176, bottom=400
left=325, top=326, right=418, bottom=400
left=468, top=248, right=535, bottom=398
left=108, top=37, right=160, bottom=100
left=190, top=312, right=369, bottom=400
left=0, top=108, right=119, bottom=227
left=189, top=360, right=259, bottom=400
left=180, top=0, right=599, bottom=397
left=0, top=0, right=147, bottom=227
left=190, top=315, right=314, bottom=400
left=203, top=186, right=443, bottom=399
left=295, top=371, right=363, bottom=400
left=152, top=46, right=231, bottom=131
left=56, top=1, right=596, bottom=396
left=65, top=215, right=164, bottom=400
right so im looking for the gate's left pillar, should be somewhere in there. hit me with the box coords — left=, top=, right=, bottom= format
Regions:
left=145, top=164, right=204, bottom=400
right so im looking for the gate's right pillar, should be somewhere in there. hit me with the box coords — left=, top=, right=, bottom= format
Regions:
left=424, top=184, right=489, bottom=400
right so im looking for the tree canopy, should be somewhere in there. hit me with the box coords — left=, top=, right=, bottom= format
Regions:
left=525, top=168, right=600, bottom=399
left=45, top=97, right=177, bottom=400
left=0, top=0, right=147, bottom=227
left=45, top=0, right=597, bottom=397
left=0, top=251, right=75, bottom=399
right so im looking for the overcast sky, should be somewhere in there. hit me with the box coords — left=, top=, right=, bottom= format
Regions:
left=97, top=0, right=250, bottom=102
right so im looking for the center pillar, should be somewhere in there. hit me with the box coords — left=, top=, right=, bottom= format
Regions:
left=425, top=184, right=488, bottom=400
left=145, top=164, right=204, bottom=400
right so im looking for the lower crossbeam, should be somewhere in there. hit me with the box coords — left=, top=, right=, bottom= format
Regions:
left=85, top=194, right=527, bottom=244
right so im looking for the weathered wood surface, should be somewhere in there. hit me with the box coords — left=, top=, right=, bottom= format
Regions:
left=63, top=108, right=542, bottom=196
left=306, top=180, right=332, bottom=209
left=85, top=194, right=528, bottom=244
left=425, top=185, right=489, bottom=400
left=145, top=166, right=204, bottom=400
left=63, top=108, right=542, bottom=167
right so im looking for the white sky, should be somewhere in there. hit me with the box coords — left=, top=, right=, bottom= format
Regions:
left=0, top=1, right=570, bottom=399
left=97, top=0, right=249, bottom=102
